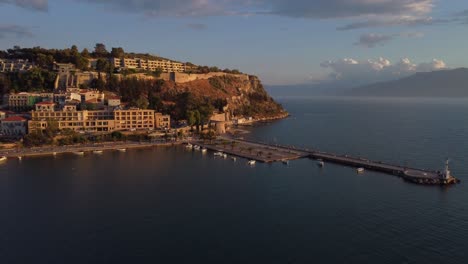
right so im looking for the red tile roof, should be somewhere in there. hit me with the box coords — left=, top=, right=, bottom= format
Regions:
left=2, top=116, right=27, bottom=122
left=36, top=101, right=55, bottom=105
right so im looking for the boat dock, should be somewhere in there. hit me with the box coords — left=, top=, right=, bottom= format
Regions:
left=195, top=138, right=460, bottom=186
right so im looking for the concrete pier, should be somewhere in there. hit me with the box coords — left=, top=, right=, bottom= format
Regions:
left=194, top=138, right=460, bottom=186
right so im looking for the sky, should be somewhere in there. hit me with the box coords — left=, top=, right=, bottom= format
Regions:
left=0, top=0, right=467, bottom=86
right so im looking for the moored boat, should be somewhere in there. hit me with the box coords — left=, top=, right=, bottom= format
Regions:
left=118, top=148, right=126, bottom=152
left=74, top=151, right=85, bottom=156
left=214, top=152, right=224, bottom=157
left=317, top=161, right=324, bottom=167
left=282, top=160, right=289, bottom=165
left=248, top=160, right=256, bottom=165
left=201, top=148, right=207, bottom=153
left=186, top=143, right=193, bottom=149
left=357, top=168, right=365, bottom=173
left=193, top=145, right=201, bottom=151
left=0, top=156, right=7, bottom=163
left=93, top=150, right=104, bottom=154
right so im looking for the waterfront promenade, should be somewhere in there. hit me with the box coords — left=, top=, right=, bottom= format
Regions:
left=0, top=141, right=179, bottom=159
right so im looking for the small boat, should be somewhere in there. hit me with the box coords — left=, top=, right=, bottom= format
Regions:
left=223, top=154, right=228, bottom=159
left=214, top=152, right=224, bottom=157
left=317, top=161, right=324, bottom=167
left=74, top=151, right=85, bottom=156
left=193, top=145, right=201, bottom=151
left=357, top=168, right=365, bottom=173
left=118, top=148, right=126, bottom=152
left=231, top=157, right=237, bottom=162
left=93, top=150, right=104, bottom=154
left=18, top=156, right=22, bottom=161
left=201, top=148, right=207, bottom=153
left=0, top=156, right=7, bottom=163
left=282, top=160, right=289, bottom=165
left=186, top=143, right=193, bottom=149
left=248, top=160, right=256, bottom=165
left=52, top=152, right=57, bottom=156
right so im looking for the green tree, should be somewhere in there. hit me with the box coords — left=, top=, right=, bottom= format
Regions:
left=81, top=48, right=90, bottom=58
left=194, top=110, right=201, bottom=132
left=94, top=43, right=109, bottom=57
left=95, top=58, right=110, bottom=72
left=135, top=96, right=149, bottom=109
left=110, top=47, right=125, bottom=58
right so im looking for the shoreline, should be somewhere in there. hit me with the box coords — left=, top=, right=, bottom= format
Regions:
left=0, top=141, right=182, bottom=159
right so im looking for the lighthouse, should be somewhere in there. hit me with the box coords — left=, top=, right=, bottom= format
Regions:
left=443, top=159, right=451, bottom=180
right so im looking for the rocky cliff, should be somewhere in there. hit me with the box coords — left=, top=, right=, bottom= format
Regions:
left=155, top=73, right=287, bottom=120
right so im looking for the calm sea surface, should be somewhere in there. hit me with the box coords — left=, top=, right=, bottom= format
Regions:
left=1, top=97, right=468, bottom=264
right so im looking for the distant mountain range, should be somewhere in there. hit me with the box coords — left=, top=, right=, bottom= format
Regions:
left=267, top=68, right=468, bottom=98
left=344, top=68, right=468, bottom=97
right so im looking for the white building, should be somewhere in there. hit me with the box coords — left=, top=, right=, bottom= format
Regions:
left=0, top=59, right=34, bottom=72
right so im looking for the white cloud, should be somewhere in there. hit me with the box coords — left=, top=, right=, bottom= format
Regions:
left=320, top=57, right=448, bottom=84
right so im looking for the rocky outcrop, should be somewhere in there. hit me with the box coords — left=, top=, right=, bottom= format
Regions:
left=158, top=73, right=287, bottom=120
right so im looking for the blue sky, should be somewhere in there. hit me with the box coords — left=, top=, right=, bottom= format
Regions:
left=0, top=0, right=467, bottom=85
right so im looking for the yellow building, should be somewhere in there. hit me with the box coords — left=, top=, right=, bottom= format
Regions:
left=28, top=102, right=171, bottom=134
left=155, top=113, right=171, bottom=129
left=114, top=109, right=155, bottom=130
left=29, top=106, right=115, bottom=133
left=110, top=57, right=189, bottom=73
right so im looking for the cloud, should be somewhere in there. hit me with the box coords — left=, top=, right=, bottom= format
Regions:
left=355, top=33, right=395, bottom=48
left=454, top=9, right=468, bottom=24
left=76, top=0, right=463, bottom=30
left=265, top=0, right=433, bottom=19
left=77, top=0, right=230, bottom=17
left=355, top=32, right=425, bottom=48
left=320, top=57, right=448, bottom=84
left=186, top=23, right=207, bottom=30
left=0, top=24, right=34, bottom=38
left=0, top=0, right=48, bottom=11
left=337, top=16, right=438, bottom=30
left=77, top=0, right=434, bottom=21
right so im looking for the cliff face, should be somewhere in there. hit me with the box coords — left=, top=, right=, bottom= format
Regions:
left=158, top=73, right=287, bottom=120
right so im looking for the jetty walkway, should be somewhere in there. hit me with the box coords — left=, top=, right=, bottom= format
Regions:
left=195, top=137, right=460, bottom=186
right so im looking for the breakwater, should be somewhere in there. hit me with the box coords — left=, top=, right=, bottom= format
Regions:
left=196, top=137, right=460, bottom=186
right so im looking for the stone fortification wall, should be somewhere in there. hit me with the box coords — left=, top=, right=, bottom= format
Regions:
left=160, top=72, right=250, bottom=83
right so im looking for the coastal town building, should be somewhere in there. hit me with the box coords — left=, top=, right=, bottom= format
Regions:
left=155, top=113, right=171, bottom=129
left=113, top=109, right=155, bottom=130
left=53, top=63, right=76, bottom=74
left=1, top=116, right=28, bottom=136
left=110, top=57, right=192, bottom=73
left=0, top=59, right=34, bottom=72
left=28, top=102, right=167, bottom=133
left=107, top=97, right=121, bottom=107
left=7, top=92, right=54, bottom=111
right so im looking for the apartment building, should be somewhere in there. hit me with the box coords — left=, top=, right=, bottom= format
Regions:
left=155, top=113, right=171, bottom=129
left=1, top=116, right=28, bottom=136
left=28, top=103, right=165, bottom=133
left=8, top=92, right=54, bottom=111
left=110, top=57, right=189, bottom=73
left=114, top=109, right=155, bottom=130
left=0, top=59, right=34, bottom=72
